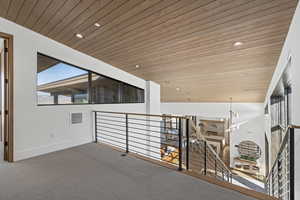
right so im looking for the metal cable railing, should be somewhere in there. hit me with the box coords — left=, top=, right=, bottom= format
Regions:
left=187, top=119, right=232, bottom=183
left=93, top=111, right=232, bottom=183
left=94, top=111, right=185, bottom=169
left=265, top=125, right=298, bottom=200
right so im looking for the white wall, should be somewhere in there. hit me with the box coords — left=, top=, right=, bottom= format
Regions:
left=0, top=17, right=155, bottom=161
left=161, top=102, right=263, bottom=123
left=161, top=102, right=265, bottom=173
left=263, top=1, right=300, bottom=198
left=230, top=115, right=265, bottom=175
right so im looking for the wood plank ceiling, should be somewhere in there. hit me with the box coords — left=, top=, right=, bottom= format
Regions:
left=0, top=0, right=298, bottom=102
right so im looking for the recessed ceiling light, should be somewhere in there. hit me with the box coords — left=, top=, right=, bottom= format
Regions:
left=135, top=64, right=140, bottom=68
left=94, top=23, right=101, bottom=27
left=76, top=33, right=83, bottom=39
left=233, top=41, right=243, bottom=46
left=176, top=87, right=180, bottom=91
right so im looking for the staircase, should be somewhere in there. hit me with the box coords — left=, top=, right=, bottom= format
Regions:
left=232, top=173, right=265, bottom=193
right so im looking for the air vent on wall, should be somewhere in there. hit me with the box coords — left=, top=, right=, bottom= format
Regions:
left=71, top=113, right=83, bottom=124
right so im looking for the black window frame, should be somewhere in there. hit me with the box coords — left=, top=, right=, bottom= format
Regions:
left=36, top=53, right=145, bottom=106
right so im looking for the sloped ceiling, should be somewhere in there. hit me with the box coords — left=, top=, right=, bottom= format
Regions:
left=0, top=0, right=297, bottom=102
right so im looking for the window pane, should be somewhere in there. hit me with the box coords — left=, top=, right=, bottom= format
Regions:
left=123, top=84, right=144, bottom=103
left=37, top=54, right=89, bottom=105
left=37, top=53, right=144, bottom=105
left=91, top=74, right=121, bottom=104
left=91, top=73, right=145, bottom=104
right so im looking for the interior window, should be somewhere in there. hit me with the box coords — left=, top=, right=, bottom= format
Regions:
left=37, top=53, right=144, bottom=105
left=37, top=54, right=89, bottom=105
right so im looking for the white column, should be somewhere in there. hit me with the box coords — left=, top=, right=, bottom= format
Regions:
left=145, top=81, right=161, bottom=159
left=145, top=81, right=161, bottom=115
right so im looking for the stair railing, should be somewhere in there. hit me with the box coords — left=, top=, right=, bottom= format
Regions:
left=93, top=111, right=232, bottom=183
left=265, top=125, right=299, bottom=200
left=187, top=117, right=232, bottom=182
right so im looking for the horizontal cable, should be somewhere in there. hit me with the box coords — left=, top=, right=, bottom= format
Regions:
left=128, top=149, right=178, bottom=166
left=98, top=121, right=127, bottom=128
left=97, top=117, right=126, bottom=124
left=98, top=121, right=179, bottom=135
left=128, top=144, right=162, bottom=156
left=98, top=127, right=178, bottom=142
left=128, top=117, right=178, bottom=124
left=128, top=139, right=162, bottom=151
left=128, top=130, right=178, bottom=141
left=99, top=132, right=126, bottom=141
left=98, top=136, right=171, bottom=157
left=128, top=121, right=178, bottom=130
left=97, top=125, right=126, bottom=132
left=98, top=136, right=126, bottom=145
left=99, top=117, right=178, bottom=130
left=129, top=126, right=175, bottom=134
left=97, top=128, right=126, bottom=137
left=96, top=114, right=125, bottom=119
left=128, top=135, right=163, bottom=145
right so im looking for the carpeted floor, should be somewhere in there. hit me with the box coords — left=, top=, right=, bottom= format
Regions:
left=0, top=143, right=258, bottom=200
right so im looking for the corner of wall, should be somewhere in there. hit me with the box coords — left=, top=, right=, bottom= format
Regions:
left=146, top=81, right=161, bottom=115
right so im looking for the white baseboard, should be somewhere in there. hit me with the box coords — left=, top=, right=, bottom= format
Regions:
left=14, top=138, right=93, bottom=161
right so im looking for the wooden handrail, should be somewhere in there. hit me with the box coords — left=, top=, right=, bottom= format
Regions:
left=93, top=110, right=188, bottom=119
left=289, top=124, right=300, bottom=129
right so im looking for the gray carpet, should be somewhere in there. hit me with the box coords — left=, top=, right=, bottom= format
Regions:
left=0, top=143, right=258, bottom=200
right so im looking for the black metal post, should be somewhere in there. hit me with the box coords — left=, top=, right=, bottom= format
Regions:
left=290, top=128, right=294, bottom=200
left=272, top=169, right=274, bottom=196
left=125, top=114, right=129, bottom=153
left=88, top=71, right=92, bottom=104
left=178, top=118, right=182, bottom=171
left=277, top=159, right=280, bottom=197
left=204, top=141, right=207, bottom=175
left=186, top=118, right=189, bottom=170
left=215, top=155, right=217, bottom=177
left=94, top=112, right=98, bottom=143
